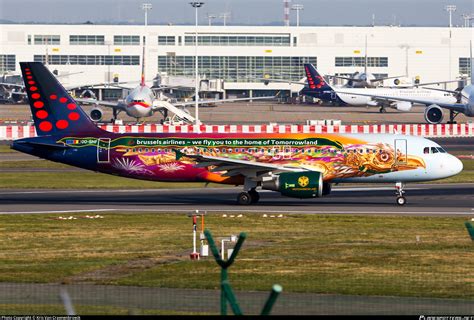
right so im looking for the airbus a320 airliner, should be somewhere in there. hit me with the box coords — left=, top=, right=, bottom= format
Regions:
left=12, top=62, right=463, bottom=205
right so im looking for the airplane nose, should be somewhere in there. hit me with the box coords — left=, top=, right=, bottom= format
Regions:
left=450, top=155, right=463, bottom=175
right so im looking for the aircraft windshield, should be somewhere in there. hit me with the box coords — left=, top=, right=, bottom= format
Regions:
left=424, top=146, right=447, bottom=154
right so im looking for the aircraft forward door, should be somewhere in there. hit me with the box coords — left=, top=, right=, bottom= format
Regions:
left=394, top=139, right=407, bottom=165
left=97, top=138, right=111, bottom=163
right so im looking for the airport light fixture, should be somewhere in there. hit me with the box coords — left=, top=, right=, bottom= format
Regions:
left=207, top=13, right=217, bottom=26
left=445, top=5, right=457, bottom=28
left=461, top=13, right=474, bottom=28
left=220, top=12, right=231, bottom=26
left=291, top=4, right=304, bottom=27
left=141, top=3, right=152, bottom=27
left=190, top=1, right=204, bottom=125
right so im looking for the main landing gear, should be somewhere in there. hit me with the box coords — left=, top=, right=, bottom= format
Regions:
left=237, top=188, right=260, bottom=205
left=447, top=110, right=459, bottom=124
left=379, top=107, right=387, bottom=113
left=395, top=182, right=406, bottom=206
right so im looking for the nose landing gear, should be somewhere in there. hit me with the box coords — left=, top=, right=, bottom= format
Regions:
left=395, top=182, right=406, bottom=205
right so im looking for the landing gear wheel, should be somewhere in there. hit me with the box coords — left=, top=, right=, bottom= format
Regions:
left=395, top=182, right=406, bottom=206
left=249, top=190, right=260, bottom=204
left=396, top=196, right=406, bottom=206
left=237, top=192, right=252, bottom=205
left=379, top=107, right=387, bottom=113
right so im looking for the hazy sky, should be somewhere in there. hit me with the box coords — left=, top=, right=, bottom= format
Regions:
left=0, top=0, right=473, bottom=26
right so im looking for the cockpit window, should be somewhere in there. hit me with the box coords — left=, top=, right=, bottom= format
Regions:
left=436, top=147, right=446, bottom=153
left=423, top=147, right=429, bottom=154
left=431, top=147, right=439, bottom=154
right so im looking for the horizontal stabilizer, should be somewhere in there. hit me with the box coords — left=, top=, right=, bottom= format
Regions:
left=15, top=140, right=70, bottom=149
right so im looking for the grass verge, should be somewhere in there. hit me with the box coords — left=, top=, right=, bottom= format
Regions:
left=0, top=212, right=472, bottom=300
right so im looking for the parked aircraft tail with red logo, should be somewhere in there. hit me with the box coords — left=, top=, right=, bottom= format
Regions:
left=303, top=64, right=333, bottom=92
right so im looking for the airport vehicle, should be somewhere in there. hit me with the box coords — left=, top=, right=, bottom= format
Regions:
left=11, top=62, right=463, bottom=206
left=301, top=64, right=458, bottom=119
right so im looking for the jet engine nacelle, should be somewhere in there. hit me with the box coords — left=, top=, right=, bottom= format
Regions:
left=395, top=101, right=412, bottom=112
left=322, top=182, right=332, bottom=196
left=366, top=100, right=379, bottom=107
left=424, top=104, right=444, bottom=124
left=89, top=107, right=103, bottom=122
left=261, top=171, right=323, bottom=198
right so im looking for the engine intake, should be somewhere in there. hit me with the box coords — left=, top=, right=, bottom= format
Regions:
left=90, top=107, right=103, bottom=122
left=424, top=104, right=443, bottom=124
left=262, top=172, right=323, bottom=198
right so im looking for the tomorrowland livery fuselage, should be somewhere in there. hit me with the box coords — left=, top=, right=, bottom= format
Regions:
left=11, top=62, right=463, bottom=205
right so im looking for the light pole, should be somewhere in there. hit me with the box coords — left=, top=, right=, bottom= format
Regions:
left=220, top=12, right=230, bottom=26
left=445, top=5, right=456, bottom=28
left=190, top=2, right=204, bottom=125
left=445, top=5, right=456, bottom=82
left=207, top=13, right=217, bottom=26
left=461, top=13, right=474, bottom=27
left=291, top=4, right=304, bottom=27
left=142, top=3, right=152, bottom=27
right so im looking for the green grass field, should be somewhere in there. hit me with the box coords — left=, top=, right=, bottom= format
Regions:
left=0, top=212, right=472, bottom=300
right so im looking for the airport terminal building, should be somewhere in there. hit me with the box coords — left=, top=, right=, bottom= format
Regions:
left=0, top=24, right=472, bottom=99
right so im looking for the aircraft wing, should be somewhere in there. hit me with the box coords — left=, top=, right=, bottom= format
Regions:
left=173, top=95, right=276, bottom=107
left=0, top=82, right=24, bottom=88
left=66, top=79, right=154, bottom=90
left=327, top=75, right=362, bottom=82
left=413, top=79, right=460, bottom=87
left=75, top=98, right=125, bottom=110
left=337, top=91, right=467, bottom=113
left=259, top=78, right=306, bottom=85
left=55, top=71, right=84, bottom=78
left=421, top=87, right=459, bottom=94
left=371, top=75, right=406, bottom=82
left=151, top=85, right=192, bottom=92
left=175, top=150, right=308, bottom=178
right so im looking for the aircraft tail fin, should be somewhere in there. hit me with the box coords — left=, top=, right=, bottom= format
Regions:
left=303, top=64, right=333, bottom=91
left=20, top=62, right=102, bottom=136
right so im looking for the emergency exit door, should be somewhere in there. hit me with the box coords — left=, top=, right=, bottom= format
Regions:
left=394, top=139, right=407, bottom=165
left=97, top=138, right=111, bottom=163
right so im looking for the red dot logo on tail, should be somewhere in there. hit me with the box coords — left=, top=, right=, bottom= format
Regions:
left=68, top=112, right=80, bottom=121
left=313, top=76, right=325, bottom=89
left=56, top=120, right=69, bottom=129
left=36, top=110, right=48, bottom=119
left=39, top=121, right=53, bottom=132
left=33, top=101, right=44, bottom=108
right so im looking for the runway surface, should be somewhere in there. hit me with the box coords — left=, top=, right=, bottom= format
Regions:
left=0, top=183, right=472, bottom=217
